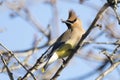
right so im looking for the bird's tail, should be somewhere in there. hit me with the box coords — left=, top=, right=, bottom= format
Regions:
left=39, top=52, right=59, bottom=73
left=39, top=61, right=48, bottom=73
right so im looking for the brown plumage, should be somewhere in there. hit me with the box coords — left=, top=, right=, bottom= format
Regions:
left=39, top=10, right=85, bottom=72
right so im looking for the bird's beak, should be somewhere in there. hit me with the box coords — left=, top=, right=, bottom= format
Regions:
left=61, top=19, right=72, bottom=25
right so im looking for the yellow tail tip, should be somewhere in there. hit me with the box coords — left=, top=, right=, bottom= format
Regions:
left=41, top=68, right=45, bottom=73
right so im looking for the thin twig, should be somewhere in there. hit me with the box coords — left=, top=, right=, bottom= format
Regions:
left=24, top=8, right=49, bottom=36
left=107, top=0, right=120, bottom=24
left=21, top=44, right=54, bottom=79
left=101, top=50, right=114, bottom=64
left=0, top=54, right=14, bottom=80
left=112, top=45, right=120, bottom=54
left=0, top=42, right=36, bottom=80
left=21, top=53, right=45, bottom=79
left=113, top=8, right=120, bottom=24
left=84, top=41, right=116, bottom=45
left=96, top=61, right=120, bottom=80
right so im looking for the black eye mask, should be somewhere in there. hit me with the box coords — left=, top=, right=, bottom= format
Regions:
left=67, top=18, right=77, bottom=23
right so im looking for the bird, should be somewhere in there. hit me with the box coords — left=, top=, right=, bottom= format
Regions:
left=39, top=10, right=85, bottom=72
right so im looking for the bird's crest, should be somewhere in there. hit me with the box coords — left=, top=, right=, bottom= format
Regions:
left=68, top=10, right=77, bottom=22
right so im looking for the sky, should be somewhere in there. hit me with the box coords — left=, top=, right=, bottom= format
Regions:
left=0, top=0, right=120, bottom=80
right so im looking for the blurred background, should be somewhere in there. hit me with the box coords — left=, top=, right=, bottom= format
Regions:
left=0, top=0, right=120, bottom=80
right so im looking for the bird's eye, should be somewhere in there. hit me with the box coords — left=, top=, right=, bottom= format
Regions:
left=67, top=18, right=77, bottom=23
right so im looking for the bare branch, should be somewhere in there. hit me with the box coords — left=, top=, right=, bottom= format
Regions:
left=0, top=42, right=36, bottom=80
left=0, top=54, right=14, bottom=80
left=96, top=61, right=120, bottom=80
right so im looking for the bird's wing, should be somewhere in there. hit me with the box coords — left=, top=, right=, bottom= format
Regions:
left=42, top=29, right=71, bottom=57
left=50, top=29, right=72, bottom=56
left=41, top=29, right=72, bottom=69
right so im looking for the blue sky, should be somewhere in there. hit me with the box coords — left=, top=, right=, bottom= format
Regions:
left=0, top=0, right=120, bottom=80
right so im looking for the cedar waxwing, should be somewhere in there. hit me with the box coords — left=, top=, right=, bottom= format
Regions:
left=39, top=10, right=85, bottom=72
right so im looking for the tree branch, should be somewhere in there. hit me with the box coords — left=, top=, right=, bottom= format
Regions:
left=0, top=54, right=14, bottom=80
left=0, top=42, right=36, bottom=80
left=96, top=61, right=120, bottom=80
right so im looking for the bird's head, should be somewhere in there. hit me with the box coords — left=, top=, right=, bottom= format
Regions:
left=62, top=10, right=82, bottom=29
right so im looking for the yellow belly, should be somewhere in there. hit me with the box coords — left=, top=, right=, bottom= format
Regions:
left=56, top=44, right=73, bottom=58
